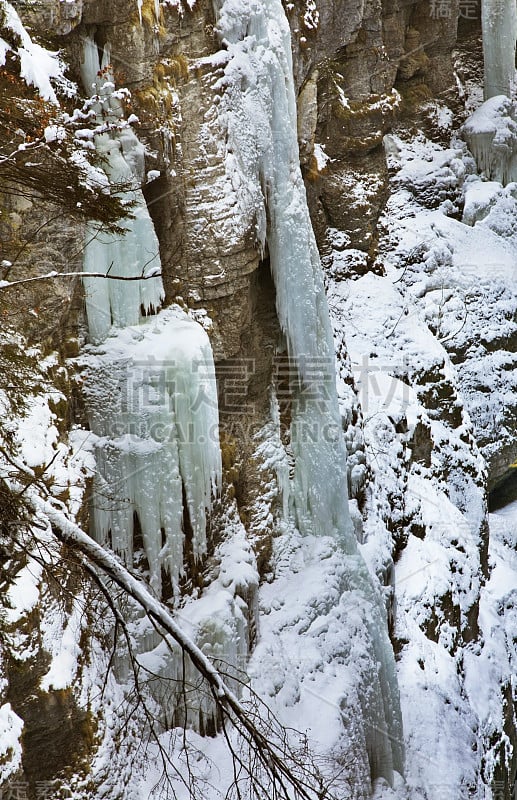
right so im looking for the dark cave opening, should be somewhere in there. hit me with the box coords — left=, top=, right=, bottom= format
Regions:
left=488, top=469, right=517, bottom=513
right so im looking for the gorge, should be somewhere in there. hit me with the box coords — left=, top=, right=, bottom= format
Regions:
left=0, top=0, right=516, bottom=799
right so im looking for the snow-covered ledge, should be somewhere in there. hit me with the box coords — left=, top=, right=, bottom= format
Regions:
left=463, top=95, right=517, bottom=185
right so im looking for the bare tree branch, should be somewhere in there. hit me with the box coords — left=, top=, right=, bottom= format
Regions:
left=25, top=490, right=332, bottom=800
left=0, top=268, right=162, bottom=290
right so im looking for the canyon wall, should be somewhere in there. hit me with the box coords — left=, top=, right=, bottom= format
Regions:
left=1, top=1, right=516, bottom=799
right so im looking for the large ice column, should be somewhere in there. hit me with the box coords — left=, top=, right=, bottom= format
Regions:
left=80, top=309, right=222, bottom=596
left=214, top=0, right=354, bottom=548
left=482, top=0, right=517, bottom=100
left=80, top=34, right=163, bottom=343
left=213, top=0, right=404, bottom=783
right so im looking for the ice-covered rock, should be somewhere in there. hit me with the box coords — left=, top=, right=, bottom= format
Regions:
left=462, top=179, right=502, bottom=225
left=481, top=0, right=517, bottom=100
left=463, top=96, right=517, bottom=185
left=80, top=308, right=222, bottom=597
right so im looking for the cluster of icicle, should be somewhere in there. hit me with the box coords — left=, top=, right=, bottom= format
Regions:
left=212, top=0, right=404, bottom=784
left=79, top=33, right=221, bottom=598
left=463, top=95, right=517, bottom=185
left=464, top=0, right=517, bottom=185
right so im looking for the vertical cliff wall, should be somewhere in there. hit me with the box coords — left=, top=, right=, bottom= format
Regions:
left=1, top=0, right=516, bottom=799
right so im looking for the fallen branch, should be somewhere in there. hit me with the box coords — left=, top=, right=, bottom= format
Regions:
left=27, top=491, right=328, bottom=800
left=0, top=269, right=161, bottom=290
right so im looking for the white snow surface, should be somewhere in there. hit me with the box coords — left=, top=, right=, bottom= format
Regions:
left=0, top=704, right=24, bottom=782
left=4, top=560, right=43, bottom=627
left=40, top=596, right=85, bottom=691
left=323, top=98, right=517, bottom=799
left=464, top=509, right=517, bottom=784
left=138, top=525, right=404, bottom=799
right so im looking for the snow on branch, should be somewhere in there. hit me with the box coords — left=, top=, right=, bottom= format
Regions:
left=0, top=267, right=162, bottom=291
left=26, top=491, right=335, bottom=800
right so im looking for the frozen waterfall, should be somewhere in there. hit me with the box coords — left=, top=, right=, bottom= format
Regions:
left=79, top=34, right=221, bottom=595
left=214, top=0, right=353, bottom=547
left=481, top=0, right=517, bottom=100
left=80, top=309, right=222, bottom=596
left=465, top=0, right=517, bottom=185
left=464, top=0, right=517, bottom=188
left=463, top=95, right=517, bottom=185
left=213, top=0, right=404, bottom=784
left=77, top=31, right=262, bottom=742
left=80, top=34, right=163, bottom=343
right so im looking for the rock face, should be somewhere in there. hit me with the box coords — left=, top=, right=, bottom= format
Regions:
left=5, top=0, right=465, bottom=376
left=293, top=0, right=462, bottom=262
left=1, top=0, right=516, bottom=799
left=13, top=0, right=84, bottom=35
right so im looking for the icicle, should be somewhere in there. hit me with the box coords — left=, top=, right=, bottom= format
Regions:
left=481, top=0, right=517, bottom=100
left=83, top=188, right=164, bottom=344
left=79, top=33, right=100, bottom=95
left=81, top=309, right=222, bottom=597
left=80, top=33, right=164, bottom=344
left=463, top=95, right=517, bottom=185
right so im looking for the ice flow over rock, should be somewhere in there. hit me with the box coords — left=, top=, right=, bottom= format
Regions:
left=80, top=34, right=163, bottom=344
left=213, top=0, right=404, bottom=783
left=79, top=34, right=221, bottom=596
left=481, top=0, right=517, bottom=101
